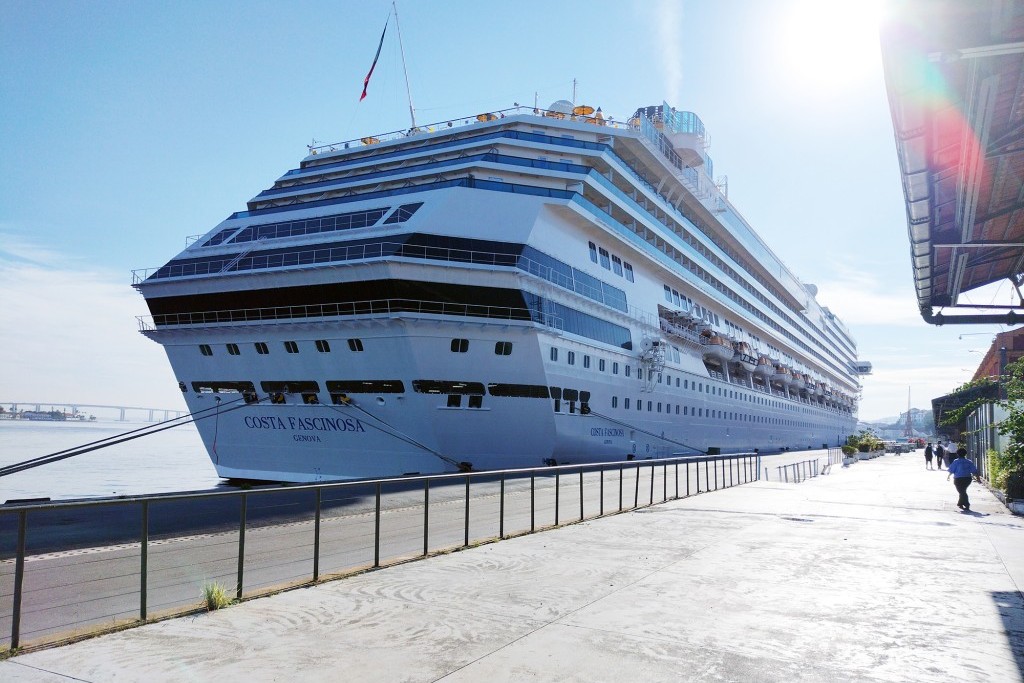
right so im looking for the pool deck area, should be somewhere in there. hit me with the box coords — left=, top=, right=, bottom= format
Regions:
left=3, top=451, right=1022, bottom=682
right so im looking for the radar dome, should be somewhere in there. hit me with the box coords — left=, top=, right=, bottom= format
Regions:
left=805, top=283, right=818, bottom=297
left=548, top=100, right=574, bottom=115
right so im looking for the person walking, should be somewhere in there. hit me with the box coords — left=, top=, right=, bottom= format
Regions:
left=935, top=442, right=946, bottom=470
left=924, top=442, right=934, bottom=470
left=947, top=447, right=980, bottom=511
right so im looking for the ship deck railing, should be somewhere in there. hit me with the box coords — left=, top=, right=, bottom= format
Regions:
left=136, top=298, right=565, bottom=332
left=306, top=105, right=639, bottom=156
left=133, top=244, right=611, bottom=315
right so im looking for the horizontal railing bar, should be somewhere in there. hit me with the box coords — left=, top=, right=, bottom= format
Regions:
left=0, top=454, right=757, bottom=515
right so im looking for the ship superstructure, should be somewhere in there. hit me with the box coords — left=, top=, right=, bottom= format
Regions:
left=134, top=101, right=870, bottom=481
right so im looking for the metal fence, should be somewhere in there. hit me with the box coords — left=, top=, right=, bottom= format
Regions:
left=1, top=453, right=758, bottom=651
left=758, top=448, right=846, bottom=483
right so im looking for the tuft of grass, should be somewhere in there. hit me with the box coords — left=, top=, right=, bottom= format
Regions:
left=202, top=582, right=232, bottom=611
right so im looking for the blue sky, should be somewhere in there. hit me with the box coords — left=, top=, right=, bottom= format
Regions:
left=0, top=0, right=1012, bottom=420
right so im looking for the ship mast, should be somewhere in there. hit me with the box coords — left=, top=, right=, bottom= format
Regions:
left=392, top=1, right=417, bottom=130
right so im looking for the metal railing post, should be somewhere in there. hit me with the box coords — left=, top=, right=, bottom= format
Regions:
left=423, top=479, right=430, bottom=555
left=579, top=469, right=584, bottom=522
left=675, top=461, right=679, bottom=499
left=649, top=463, right=655, bottom=505
left=619, top=466, right=623, bottom=511
left=464, top=475, right=470, bottom=547
left=313, top=488, right=321, bottom=581
left=703, top=459, right=709, bottom=492
left=633, top=464, right=640, bottom=508
left=140, top=501, right=149, bottom=621
left=11, top=510, right=27, bottom=649
left=500, top=475, right=505, bottom=539
left=686, top=461, right=691, bottom=496
left=663, top=463, right=667, bottom=501
left=374, top=482, right=382, bottom=567
left=530, top=474, right=535, bottom=532
left=555, top=471, right=560, bottom=526
left=600, top=469, right=605, bottom=516
left=237, top=493, right=247, bottom=600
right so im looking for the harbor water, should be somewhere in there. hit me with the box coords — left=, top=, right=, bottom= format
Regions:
left=0, top=420, right=222, bottom=502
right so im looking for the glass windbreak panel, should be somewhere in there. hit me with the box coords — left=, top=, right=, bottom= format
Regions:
left=230, top=207, right=390, bottom=244
left=487, top=383, right=550, bottom=398
left=412, top=380, right=485, bottom=395
left=325, top=380, right=405, bottom=394
left=383, top=202, right=424, bottom=224
left=201, top=227, right=239, bottom=247
left=525, top=295, right=632, bottom=348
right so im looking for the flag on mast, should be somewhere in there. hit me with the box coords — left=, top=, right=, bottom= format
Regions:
left=360, top=18, right=389, bottom=101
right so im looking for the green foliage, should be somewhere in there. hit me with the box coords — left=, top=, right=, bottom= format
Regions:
left=942, top=359, right=1024, bottom=492
left=846, top=430, right=882, bottom=453
left=202, top=582, right=232, bottom=611
left=841, top=444, right=856, bottom=456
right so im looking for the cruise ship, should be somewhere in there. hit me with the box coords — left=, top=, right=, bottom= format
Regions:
left=134, top=101, right=871, bottom=482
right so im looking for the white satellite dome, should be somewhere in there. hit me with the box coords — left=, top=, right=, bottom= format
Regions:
left=548, top=99, right=574, bottom=115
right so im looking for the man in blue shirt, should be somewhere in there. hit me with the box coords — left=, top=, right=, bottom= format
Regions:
left=947, top=447, right=980, bottom=511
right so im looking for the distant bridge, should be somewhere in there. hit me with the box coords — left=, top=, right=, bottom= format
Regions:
left=1, top=402, right=186, bottom=422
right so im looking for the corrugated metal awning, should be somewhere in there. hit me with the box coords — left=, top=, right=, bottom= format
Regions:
left=882, top=0, right=1024, bottom=324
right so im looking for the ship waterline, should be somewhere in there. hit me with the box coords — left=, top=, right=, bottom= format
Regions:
left=137, top=101, right=868, bottom=481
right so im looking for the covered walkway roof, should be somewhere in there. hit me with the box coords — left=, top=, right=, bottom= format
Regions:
left=881, top=0, right=1024, bottom=324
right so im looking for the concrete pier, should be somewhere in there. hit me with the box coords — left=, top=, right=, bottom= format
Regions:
left=2, top=452, right=1022, bottom=681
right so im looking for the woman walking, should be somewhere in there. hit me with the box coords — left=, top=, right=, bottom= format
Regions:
left=924, top=442, right=934, bottom=470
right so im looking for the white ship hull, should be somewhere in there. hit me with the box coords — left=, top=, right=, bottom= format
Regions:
left=137, top=102, right=865, bottom=482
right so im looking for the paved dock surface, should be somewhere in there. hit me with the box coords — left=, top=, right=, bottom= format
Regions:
left=3, top=452, right=1022, bottom=682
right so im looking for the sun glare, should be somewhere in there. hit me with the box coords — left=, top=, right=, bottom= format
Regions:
left=779, top=0, right=884, bottom=91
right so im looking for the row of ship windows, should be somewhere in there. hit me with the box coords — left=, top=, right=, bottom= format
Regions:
left=198, top=339, right=514, bottom=357
left=191, top=371, right=834, bottom=429
left=549, top=346, right=836, bottom=415
left=189, top=379, right=589, bottom=411
left=588, top=241, right=635, bottom=282
left=607, top=396, right=831, bottom=428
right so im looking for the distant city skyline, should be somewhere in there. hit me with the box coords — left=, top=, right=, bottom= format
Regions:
left=0, top=0, right=1012, bottom=420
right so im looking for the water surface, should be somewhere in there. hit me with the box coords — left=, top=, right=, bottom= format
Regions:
left=0, top=420, right=221, bottom=501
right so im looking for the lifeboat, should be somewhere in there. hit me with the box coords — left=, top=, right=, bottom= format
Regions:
left=790, top=371, right=806, bottom=390
left=814, top=381, right=825, bottom=397
left=731, top=341, right=758, bottom=373
left=702, top=333, right=734, bottom=364
left=771, top=364, right=793, bottom=385
left=754, top=355, right=773, bottom=377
